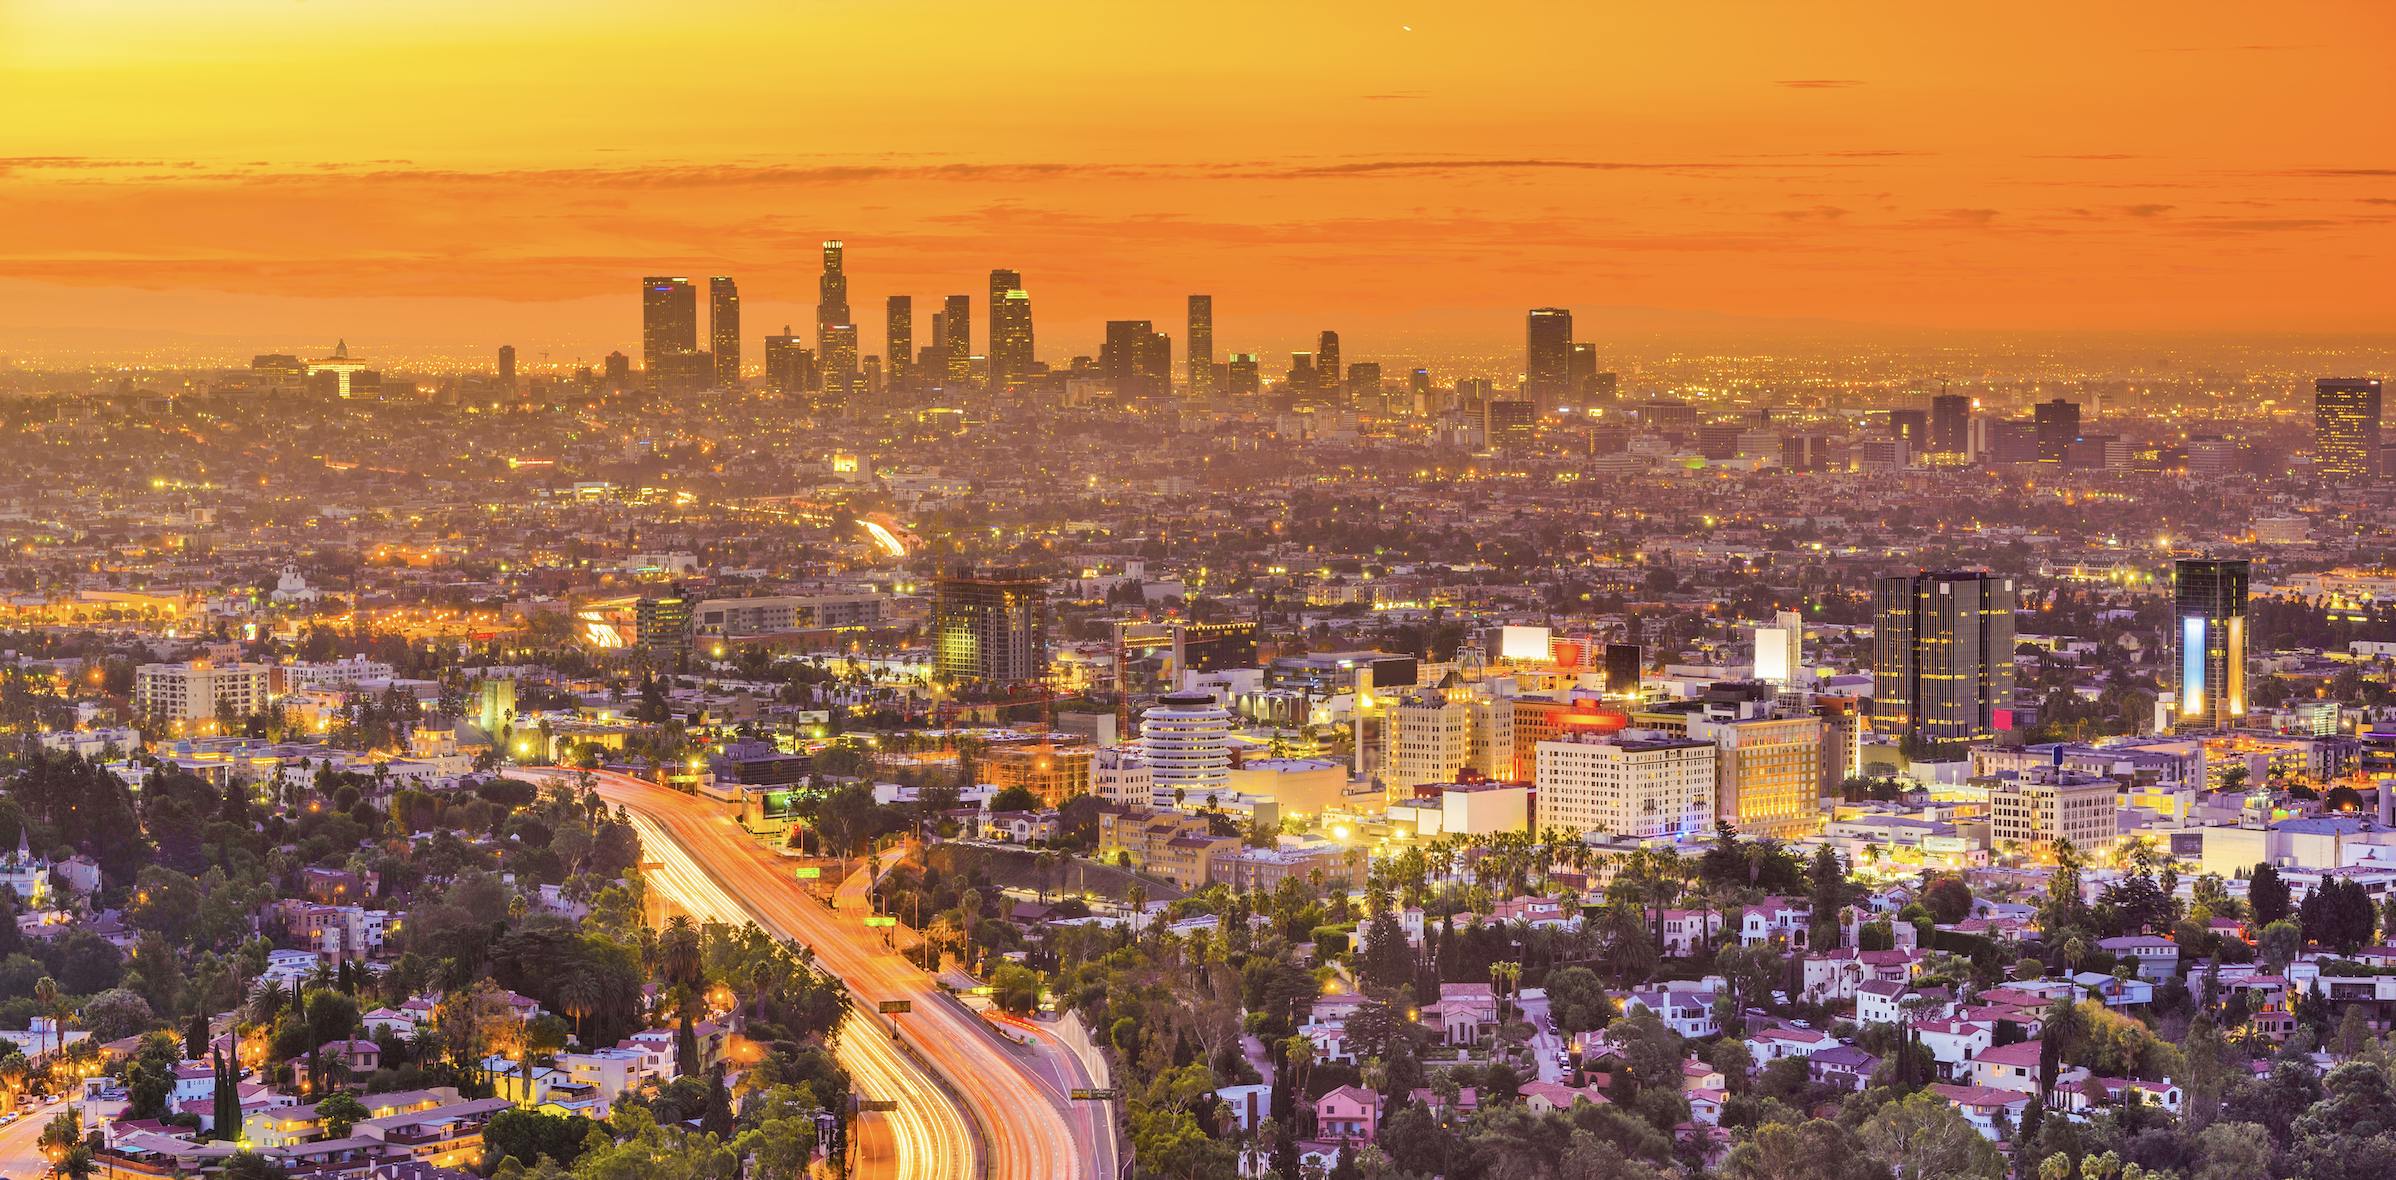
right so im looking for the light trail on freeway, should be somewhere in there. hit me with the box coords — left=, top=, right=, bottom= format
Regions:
left=526, top=768, right=1099, bottom=1180
left=618, top=806, right=970, bottom=1180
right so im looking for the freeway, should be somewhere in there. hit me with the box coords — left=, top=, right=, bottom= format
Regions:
left=616, top=805, right=968, bottom=1180
left=525, top=768, right=1098, bottom=1180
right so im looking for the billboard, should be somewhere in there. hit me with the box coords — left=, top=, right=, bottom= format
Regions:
left=1498, top=625, right=1553, bottom=662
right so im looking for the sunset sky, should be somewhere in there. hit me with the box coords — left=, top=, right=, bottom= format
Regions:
left=3, top=0, right=2393, bottom=362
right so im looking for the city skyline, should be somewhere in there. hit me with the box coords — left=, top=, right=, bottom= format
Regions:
left=6, top=3, right=2396, bottom=358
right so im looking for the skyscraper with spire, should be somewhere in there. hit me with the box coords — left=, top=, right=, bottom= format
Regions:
left=816, top=241, right=849, bottom=348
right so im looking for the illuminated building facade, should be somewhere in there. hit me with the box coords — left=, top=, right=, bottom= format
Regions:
left=1989, top=766, right=2118, bottom=855
left=2315, top=377, right=2383, bottom=482
left=1534, top=732, right=1715, bottom=839
left=2173, top=558, right=2249, bottom=730
left=1101, top=320, right=1171, bottom=398
left=942, top=294, right=971, bottom=382
left=1485, top=399, right=1536, bottom=450
left=981, top=742, right=1094, bottom=807
left=932, top=566, right=1049, bottom=689
left=1382, top=682, right=1472, bottom=795
left=708, top=276, right=740, bottom=385
left=641, top=277, right=697, bottom=375
left=1689, top=708, right=1824, bottom=838
left=1141, top=691, right=1234, bottom=802
left=1871, top=571, right=2016, bottom=746
left=991, top=286, right=1034, bottom=390
left=134, top=661, right=271, bottom=725
left=1525, top=307, right=1572, bottom=412
left=885, top=296, right=912, bottom=386
left=815, top=241, right=848, bottom=342
left=763, top=328, right=812, bottom=394
left=1314, top=330, right=1341, bottom=396
left=821, top=323, right=860, bottom=396
left=1226, top=353, right=1260, bottom=396
left=634, top=591, right=693, bottom=657
left=1187, top=295, right=1213, bottom=395
left=1510, top=697, right=1629, bottom=780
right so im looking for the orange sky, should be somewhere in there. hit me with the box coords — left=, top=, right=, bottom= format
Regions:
left=3, top=0, right=2393, bottom=363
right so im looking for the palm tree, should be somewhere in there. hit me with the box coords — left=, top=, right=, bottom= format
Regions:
left=0, top=1051, right=26, bottom=1108
left=659, top=916, right=703, bottom=991
left=557, top=970, right=601, bottom=1046
left=31, top=978, right=63, bottom=1062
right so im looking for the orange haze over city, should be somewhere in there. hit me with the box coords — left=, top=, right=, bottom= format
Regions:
left=4, top=0, right=2394, bottom=360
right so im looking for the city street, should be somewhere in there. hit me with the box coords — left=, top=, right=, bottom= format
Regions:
left=0, top=1101, right=58, bottom=1180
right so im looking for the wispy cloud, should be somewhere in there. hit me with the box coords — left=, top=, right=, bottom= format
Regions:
left=2280, top=168, right=2396, bottom=178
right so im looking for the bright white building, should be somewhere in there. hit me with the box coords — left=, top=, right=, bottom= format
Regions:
left=1142, top=691, right=1233, bottom=802
left=1534, top=732, right=1715, bottom=838
left=134, top=661, right=271, bottom=726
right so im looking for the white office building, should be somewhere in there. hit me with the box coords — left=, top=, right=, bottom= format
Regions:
left=1535, top=732, right=1716, bottom=839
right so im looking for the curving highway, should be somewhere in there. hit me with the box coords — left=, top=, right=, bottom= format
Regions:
left=612, top=803, right=970, bottom=1180
left=523, top=768, right=1101, bottom=1180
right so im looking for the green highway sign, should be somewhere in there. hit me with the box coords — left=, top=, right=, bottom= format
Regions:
left=878, top=1000, right=912, bottom=1014
left=1070, top=1088, right=1119, bottom=1102
left=863, top=915, right=897, bottom=928
left=859, top=1098, right=898, bottom=1112
left=794, top=866, right=822, bottom=880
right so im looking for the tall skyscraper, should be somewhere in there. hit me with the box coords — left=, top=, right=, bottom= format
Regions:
left=496, top=344, right=516, bottom=393
left=708, top=276, right=740, bottom=386
left=2033, top=398, right=2080, bottom=463
left=2173, top=558, right=2249, bottom=730
left=1568, top=342, right=1598, bottom=402
left=943, top=293, right=971, bottom=382
left=1186, top=295, right=1214, bottom=395
left=885, top=297, right=913, bottom=386
left=1930, top=393, right=1972, bottom=456
left=933, top=566, right=1049, bottom=688
left=1526, top=307, right=1573, bottom=411
left=1101, top=320, right=1171, bottom=397
left=763, top=328, right=811, bottom=394
left=1871, top=571, right=2016, bottom=747
left=2315, top=377, right=2383, bottom=482
left=986, top=271, right=1034, bottom=388
left=640, top=277, right=698, bottom=374
left=816, top=242, right=849, bottom=343
left=821, top=323, right=860, bottom=397
left=990, top=280, right=1034, bottom=390
left=1315, top=330, right=1341, bottom=395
